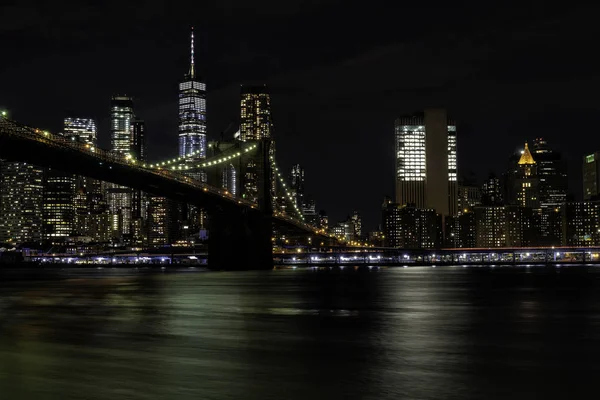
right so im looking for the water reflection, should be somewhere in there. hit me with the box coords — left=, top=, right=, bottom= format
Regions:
left=1, top=266, right=600, bottom=399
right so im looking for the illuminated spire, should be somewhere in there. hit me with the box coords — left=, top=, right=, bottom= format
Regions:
left=518, top=142, right=536, bottom=165
left=189, top=26, right=195, bottom=79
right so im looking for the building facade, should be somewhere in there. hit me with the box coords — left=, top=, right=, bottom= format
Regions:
left=178, top=27, right=207, bottom=160
left=394, top=109, right=457, bottom=217
left=583, top=152, right=600, bottom=200
left=0, top=161, right=44, bottom=245
left=382, top=203, right=440, bottom=249
left=563, top=201, right=600, bottom=246
left=532, top=138, right=566, bottom=245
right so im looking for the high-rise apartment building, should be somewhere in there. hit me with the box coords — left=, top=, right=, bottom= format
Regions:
left=240, top=85, right=272, bottom=141
left=179, top=27, right=207, bottom=161
left=0, top=161, right=44, bottom=245
left=395, top=109, right=457, bottom=217
left=382, top=203, right=440, bottom=248
left=239, top=85, right=274, bottom=204
left=474, top=205, right=535, bottom=247
left=583, top=152, right=600, bottom=200
left=563, top=201, right=600, bottom=246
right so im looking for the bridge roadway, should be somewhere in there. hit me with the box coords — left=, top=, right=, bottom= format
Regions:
left=0, top=118, right=330, bottom=270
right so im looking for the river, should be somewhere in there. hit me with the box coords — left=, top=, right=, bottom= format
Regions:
left=1, top=265, right=599, bottom=399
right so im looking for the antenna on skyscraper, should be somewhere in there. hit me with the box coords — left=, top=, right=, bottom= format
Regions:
left=189, top=26, right=195, bottom=79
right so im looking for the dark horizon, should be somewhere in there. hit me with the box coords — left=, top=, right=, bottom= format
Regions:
left=2, top=1, right=600, bottom=230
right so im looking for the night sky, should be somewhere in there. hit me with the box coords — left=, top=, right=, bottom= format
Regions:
left=2, top=1, right=600, bottom=231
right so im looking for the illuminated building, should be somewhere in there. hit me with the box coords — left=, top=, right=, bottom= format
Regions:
left=63, top=117, right=110, bottom=242
left=302, top=197, right=318, bottom=226
left=179, top=27, right=207, bottom=161
left=351, top=210, right=362, bottom=239
left=240, top=85, right=272, bottom=141
left=331, top=221, right=354, bottom=242
left=475, top=206, right=506, bottom=247
left=474, top=205, right=535, bottom=247
left=394, top=109, right=457, bottom=217
left=583, top=152, right=600, bottom=200
left=239, top=84, right=275, bottom=205
left=506, top=142, right=540, bottom=209
left=481, top=173, right=503, bottom=206
left=0, top=161, right=44, bottom=244
left=43, top=165, right=75, bottom=240
left=382, top=203, right=440, bottom=248
left=318, top=210, right=328, bottom=231
left=532, top=138, right=566, bottom=245
left=445, top=211, right=476, bottom=248
left=563, top=201, right=600, bottom=246
left=110, top=96, right=135, bottom=156
left=148, top=196, right=175, bottom=246
left=64, top=118, right=97, bottom=145
left=457, top=177, right=481, bottom=214
left=290, top=164, right=304, bottom=208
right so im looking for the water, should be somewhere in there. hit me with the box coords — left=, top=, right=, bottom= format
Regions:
left=1, top=265, right=600, bottom=399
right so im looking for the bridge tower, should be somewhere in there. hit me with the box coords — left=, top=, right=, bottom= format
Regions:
left=207, top=138, right=273, bottom=270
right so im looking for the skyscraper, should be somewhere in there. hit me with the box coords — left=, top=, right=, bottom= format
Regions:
left=509, top=142, right=540, bottom=209
left=532, top=138, right=566, bottom=245
left=43, top=165, right=75, bottom=240
left=394, top=109, right=457, bottom=217
left=290, top=164, right=305, bottom=209
left=108, top=96, right=136, bottom=240
left=240, top=85, right=272, bottom=141
left=239, top=85, right=274, bottom=204
left=178, top=27, right=207, bottom=159
left=481, top=173, right=503, bottom=206
left=110, top=96, right=135, bottom=156
left=63, top=117, right=109, bottom=242
left=583, top=152, right=600, bottom=200
left=64, top=118, right=97, bottom=145
left=0, top=161, right=44, bottom=245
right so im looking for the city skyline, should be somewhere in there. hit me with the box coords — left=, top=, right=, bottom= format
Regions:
left=2, top=3, right=600, bottom=230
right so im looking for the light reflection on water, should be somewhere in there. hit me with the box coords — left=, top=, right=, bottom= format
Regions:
left=1, top=266, right=600, bottom=399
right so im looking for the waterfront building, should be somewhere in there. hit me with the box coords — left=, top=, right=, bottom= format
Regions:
left=563, top=201, right=600, bottom=246
left=382, top=202, right=440, bottom=249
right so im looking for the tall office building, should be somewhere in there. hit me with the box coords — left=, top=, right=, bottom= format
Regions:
left=0, top=161, right=44, bottom=245
left=239, top=85, right=274, bottom=204
left=583, top=152, right=600, bottom=200
left=110, top=96, right=135, bottom=156
left=457, top=177, right=481, bottom=214
left=395, top=109, right=457, bottom=217
left=64, top=118, right=97, bottom=145
left=179, top=27, right=207, bottom=160
left=508, top=142, right=540, bottom=209
left=108, top=96, right=136, bottom=240
left=532, top=138, right=566, bottom=245
left=290, top=164, right=305, bottom=209
left=64, top=117, right=106, bottom=240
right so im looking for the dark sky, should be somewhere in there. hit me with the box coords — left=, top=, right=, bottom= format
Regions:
left=2, top=1, right=600, bottom=231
